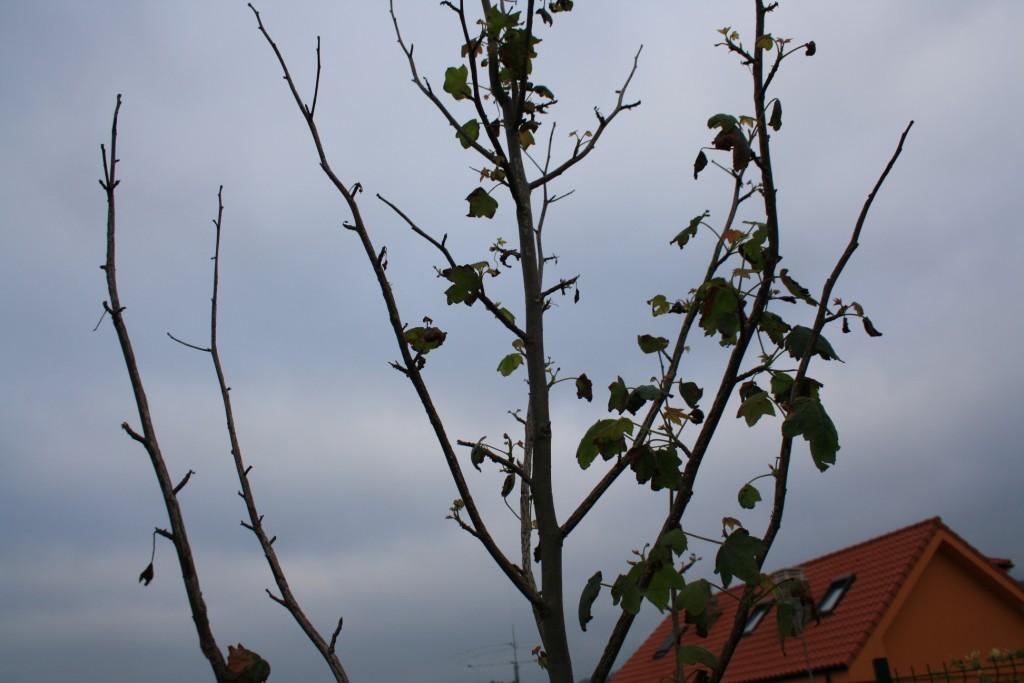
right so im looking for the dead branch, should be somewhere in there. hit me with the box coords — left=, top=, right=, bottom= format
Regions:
left=98, top=94, right=230, bottom=681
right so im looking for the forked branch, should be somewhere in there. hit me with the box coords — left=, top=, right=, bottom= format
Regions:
left=248, top=4, right=542, bottom=609
left=529, top=45, right=642, bottom=189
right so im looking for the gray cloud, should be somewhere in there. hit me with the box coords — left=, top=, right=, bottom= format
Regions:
left=2, top=2, right=1022, bottom=682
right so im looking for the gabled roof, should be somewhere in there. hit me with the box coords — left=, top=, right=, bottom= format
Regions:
left=613, top=518, right=951, bottom=683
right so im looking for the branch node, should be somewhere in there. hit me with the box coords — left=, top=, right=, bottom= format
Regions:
left=120, top=422, right=147, bottom=445
left=265, top=588, right=287, bottom=607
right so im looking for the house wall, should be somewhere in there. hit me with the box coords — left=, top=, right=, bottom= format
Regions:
left=849, top=539, right=1024, bottom=681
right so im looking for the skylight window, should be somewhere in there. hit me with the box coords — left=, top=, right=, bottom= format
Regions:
left=742, top=603, right=772, bottom=636
left=652, top=630, right=681, bottom=660
left=818, top=575, right=855, bottom=615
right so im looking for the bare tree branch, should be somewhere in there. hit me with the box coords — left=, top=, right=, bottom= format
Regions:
left=98, top=94, right=230, bottom=682
left=197, top=186, right=353, bottom=683
left=248, top=4, right=542, bottom=610
left=529, top=46, right=642, bottom=189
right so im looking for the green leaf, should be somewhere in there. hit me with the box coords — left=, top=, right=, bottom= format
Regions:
left=684, top=592, right=720, bottom=637
left=770, top=372, right=794, bottom=402
left=782, top=396, right=839, bottom=471
left=465, top=187, right=499, bottom=218
left=616, top=580, right=643, bottom=615
left=769, top=99, right=783, bottom=131
left=628, top=444, right=656, bottom=486
left=456, top=119, right=480, bottom=148
left=532, top=84, right=555, bottom=99
left=549, top=0, right=573, bottom=12
left=737, top=391, right=776, bottom=427
left=648, top=294, right=670, bottom=317
left=671, top=211, right=708, bottom=249
left=498, top=307, right=516, bottom=325
left=675, top=579, right=712, bottom=615
left=775, top=599, right=797, bottom=652
left=707, top=113, right=740, bottom=132
left=716, top=528, right=765, bottom=588
left=485, top=6, right=520, bottom=35
left=497, top=353, right=524, bottom=376
left=759, top=311, right=791, bottom=346
left=680, top=645, right=718, bottom=669
left=785, top=326, right=840, bottom=361
left=519, top=127, right=535, bottom=150
left=575, top=373, right=593, bottom=402
left=658, top=528, right=688, bottom=556
left=443, top=65, right=472, bottom=100
left=536, top=7, right=553, bottom=25
left=638, top=335, right=669, bottom=354
left=650, top=448, right=682, bottom=491
left=694, top=150, right=708, bottom=179
left=697, top=278, right=743, bottom=345
left=738, top=483, right=762, bottom=509
left=678, top=381, right=703, bottom=409
left=470, top=444, right=487, bottom=471
left=498, top=28, right=538, bottom=81
left=646, top=562, right=685, bottom=611
left=578, top=571, right=603, bottom=632
left=608, top=376, right=629, bottom=413
left=501, top=472, right=515, bottom=497
left=626, top=384, right=661, bottom=415
left=863, top=316, right=883, bottom=337
left=404, top=326, right=447, bottom=354
left=442, top=265, right=483, bottom=306
left=805, top=41, right=817, bottom=56
left=756, top=34, right=774, bottom=50
left=739, top=223, right=768, bottom=269
left=576, top=418, right=634, bottom=469
left=611, top=562, right=645, bottom=616
left=779, top=268, right=818, bottom=306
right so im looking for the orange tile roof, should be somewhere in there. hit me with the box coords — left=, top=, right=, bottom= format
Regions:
left=612, top=518, right=945, bottom=683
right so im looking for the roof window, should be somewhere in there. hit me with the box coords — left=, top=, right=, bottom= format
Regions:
left=818, top=575, right=855, bottom=615
left=652, top=630, right=681, bottom=660
left=742, top=603, right=772, bottom=636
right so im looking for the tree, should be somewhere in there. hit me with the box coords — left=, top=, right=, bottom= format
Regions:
left=97, top=2, right=911, bottom=682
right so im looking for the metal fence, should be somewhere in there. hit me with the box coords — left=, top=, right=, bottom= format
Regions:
left=874, top=656, right=1022, bottom=683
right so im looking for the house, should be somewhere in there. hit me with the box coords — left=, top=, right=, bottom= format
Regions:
left=612, top=518, right=1024, bottom=683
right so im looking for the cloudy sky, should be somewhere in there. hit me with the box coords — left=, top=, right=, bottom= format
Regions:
left=2, top=2, right=1022, bottom=682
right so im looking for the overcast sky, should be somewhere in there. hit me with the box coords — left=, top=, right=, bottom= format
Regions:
left=2, top=2, right=1022, bottom=682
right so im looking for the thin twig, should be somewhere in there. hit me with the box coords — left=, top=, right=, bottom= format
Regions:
left=529, top=45, right=643, bottom=189
left=167, top=332, right=211, bottom=353
left=328, top=618, right=343, bottom=655
left=456, top=439, right=533, bottom=485
left=172, top=469, right=195, bottom=495
left=387, top=0, right=504, bottom=165
left=377, top=194, right=528, bottom=341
